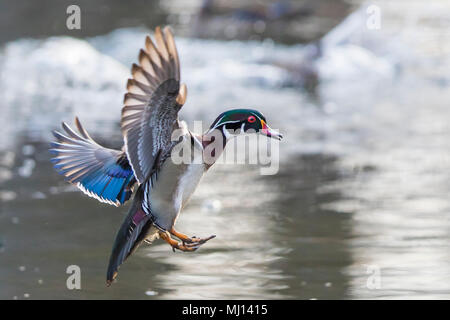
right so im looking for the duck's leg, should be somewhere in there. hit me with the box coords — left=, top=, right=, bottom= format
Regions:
left=169, top=227, right=192, bottom=243
left=159, top=231, right=200, bottom=252
left=169, top=227, right=216, bottom=245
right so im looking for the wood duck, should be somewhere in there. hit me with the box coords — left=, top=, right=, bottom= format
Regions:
left=49, top=26, right=283, bottom=285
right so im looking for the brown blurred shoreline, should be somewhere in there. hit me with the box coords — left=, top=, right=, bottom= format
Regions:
left=0, top=0, right=353, bottom=45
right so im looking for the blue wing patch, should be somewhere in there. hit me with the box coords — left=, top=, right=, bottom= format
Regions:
left=50, top=118, right=136, bottom=206
left=75, top=158, right=135, bottom=206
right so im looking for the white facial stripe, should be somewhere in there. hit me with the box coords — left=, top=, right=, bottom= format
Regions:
left=222, top=126, right=232, bottom=139
left=217, top=120, right=241, bottom=127
left=251, top=113, right=263, bottom=123
left=214, top=115, right=225, bottom=126
left=208, top=119, right=241, bottom=134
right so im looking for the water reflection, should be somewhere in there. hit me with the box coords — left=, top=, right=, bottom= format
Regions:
left=266, top=154, right=354, bottom=299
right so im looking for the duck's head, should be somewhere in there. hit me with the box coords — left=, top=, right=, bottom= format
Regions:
left=208, top=109, right=283, bottom=141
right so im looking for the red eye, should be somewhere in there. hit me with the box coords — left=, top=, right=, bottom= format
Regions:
left=248, top=116, right=256, bottom=123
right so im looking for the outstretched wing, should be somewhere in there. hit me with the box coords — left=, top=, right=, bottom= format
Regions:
left=50, top=118, right=136, bottom=206
left=121, top=26, right=187, bottom=184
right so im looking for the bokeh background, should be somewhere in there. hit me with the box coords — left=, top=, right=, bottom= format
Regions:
left=1, top=0, right=450, bottom=299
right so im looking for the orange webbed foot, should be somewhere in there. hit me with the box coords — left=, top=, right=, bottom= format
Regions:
left=161, top=228, right=216, bottom=252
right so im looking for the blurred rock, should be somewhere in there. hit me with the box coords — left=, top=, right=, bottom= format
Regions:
left=188, top=0, right=352, bottom=44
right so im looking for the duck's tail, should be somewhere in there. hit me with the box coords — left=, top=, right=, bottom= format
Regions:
left=106, top=187, right=157, bottom=285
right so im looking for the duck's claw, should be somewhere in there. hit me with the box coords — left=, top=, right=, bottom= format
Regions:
left=170, top=227, right=216, bottom=246
left=161, top=230, right=216, bottom=252
left=191, top=234, right=216, bottom=245
left=160, top=231, right=201, bottom=252
left=175, top=241, right=200, bottom=252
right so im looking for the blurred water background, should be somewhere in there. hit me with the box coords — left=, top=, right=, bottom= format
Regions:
left=1, top=0, right=450, bottom=299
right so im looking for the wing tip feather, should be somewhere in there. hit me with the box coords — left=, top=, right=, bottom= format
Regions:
left=176, top=83, right=187, bottom=106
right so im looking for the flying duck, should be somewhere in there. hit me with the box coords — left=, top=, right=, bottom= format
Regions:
left=49, top=26, right=283, bottom=285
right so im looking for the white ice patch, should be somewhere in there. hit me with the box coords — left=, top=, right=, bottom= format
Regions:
left=0, top=37, right=128, bottom=149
